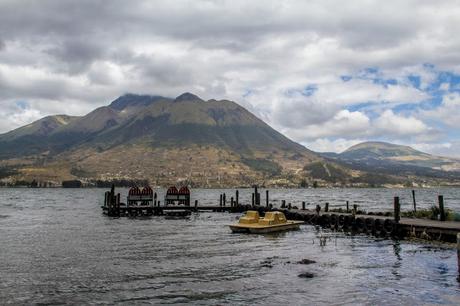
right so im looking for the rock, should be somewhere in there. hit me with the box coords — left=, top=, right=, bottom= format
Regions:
left=298, top=272, right=315, bottom=278
left=297, top=259, right=316, bottom=265
left=261, top=264, right=273, bottom=268
left=260, top=259, right=274, bottom=268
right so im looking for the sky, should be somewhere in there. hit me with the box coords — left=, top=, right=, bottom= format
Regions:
left=1, top=0, right=460, bottom=157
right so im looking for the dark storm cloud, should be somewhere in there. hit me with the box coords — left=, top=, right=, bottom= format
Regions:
left=45, top=39, right=107, bottom=74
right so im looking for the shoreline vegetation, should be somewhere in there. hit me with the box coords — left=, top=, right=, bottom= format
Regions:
left=1, top=177, right=460, bottom=189
left=1, top=178, right=460, bottom=189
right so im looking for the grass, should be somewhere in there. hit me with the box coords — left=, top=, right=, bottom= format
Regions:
left=401, top=206, right=460, bottom=221
left=242, top=158, right=282, bottom=176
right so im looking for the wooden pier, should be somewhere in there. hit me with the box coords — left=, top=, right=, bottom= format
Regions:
left=279, top=208, right=460, bottom=242
left=102, top=186, right=460, bottom=242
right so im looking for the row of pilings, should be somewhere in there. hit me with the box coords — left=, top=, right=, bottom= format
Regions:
left=281, top=209, right=404, bottom=238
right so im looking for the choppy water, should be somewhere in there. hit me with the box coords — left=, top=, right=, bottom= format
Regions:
left=0, top=188, right=459, bottom=305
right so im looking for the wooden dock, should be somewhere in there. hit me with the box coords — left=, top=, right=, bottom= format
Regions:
left=280, top=208, right=460, bottom=242
left=101, top=204, right=244, bottom=216
left=102, top=186, right=460, bottom=242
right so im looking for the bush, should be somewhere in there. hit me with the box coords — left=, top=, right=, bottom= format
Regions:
left=242, top=158, right=282, bottom=176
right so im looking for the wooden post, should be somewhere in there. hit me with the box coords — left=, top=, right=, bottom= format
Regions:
left=302, top=201, right=305, bottom=210
left=116, top=193, right=120, bottom=216
left=325, top=202, right=329, bottom=212
left=252, top=193, right=255, bottom=206
left=266, top=190, right=269, bottom=207
left=412, top=190, right=417, bottom=213
left=220, top=194, right=223, bottom=207
left=439, top=195, right=446, bottom=221
left=236, top=190, right=239, bottom=206
left=223, top=193, right=226, bottom=207
left=346, top=201, right=349, bottom=213
left=288, top=203, right=291, bottom=209
left=281, top=200, right=286, bottom=208
left=231, top=197, right=234, bottom=207
left=457, top=233, right=460, bottom=281
left=195, top=200, right=198, bottom=210
left=254, top=185, right=258, bottom=206
left=154, top=192, right=157, bottom=207
left=394, top=197, right=400, bottom=223
left=109, top=185, right=115, bottom=212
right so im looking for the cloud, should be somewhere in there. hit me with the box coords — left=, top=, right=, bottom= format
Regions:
left=0, top=100, right=43, bottom=133
left=423, top=92, right=460, bottom=128
left=304, top=138, right=364, bottom=153
left=373, top=109, right=430, bottom=136
left=411, top=142, right=452, bottom=154
left=284, top=110, right=370, bottom=140
left=0, top=0, right=459, bottom=157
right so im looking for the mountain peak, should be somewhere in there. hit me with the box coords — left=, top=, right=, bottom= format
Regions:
left=174, top=92, right=203, bottom=102
left=346, top=141, right=416, bottom=154
left=109, top=93, right=162, bottom=110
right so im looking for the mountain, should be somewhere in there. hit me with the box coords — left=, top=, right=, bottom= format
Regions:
left=3, top=96, right=459, bottom=188
left=0, top=93, right=331, bottom=187
left=322, top=141, right=460, bottom=181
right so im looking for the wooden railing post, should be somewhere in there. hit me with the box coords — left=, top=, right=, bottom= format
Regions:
left=394, top=196, right=400, bottom=223
left=439, top=195, right=446, bottom=221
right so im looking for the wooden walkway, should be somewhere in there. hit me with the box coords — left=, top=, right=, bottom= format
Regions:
left=277, top=208, right=460, bottom=242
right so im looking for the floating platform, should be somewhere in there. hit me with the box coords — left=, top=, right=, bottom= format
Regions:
left=229, top=211, right=304, bottom=234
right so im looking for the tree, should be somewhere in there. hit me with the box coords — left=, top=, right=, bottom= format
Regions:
left=300, top=179, right=308, bottom=188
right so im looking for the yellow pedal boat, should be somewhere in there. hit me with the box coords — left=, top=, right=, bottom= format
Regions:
left=229, top=210, right=304, bottom=234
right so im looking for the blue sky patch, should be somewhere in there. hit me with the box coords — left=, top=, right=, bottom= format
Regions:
left=15, top=100, right=29, bottom=110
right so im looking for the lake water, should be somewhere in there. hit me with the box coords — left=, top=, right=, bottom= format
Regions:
left=0, top=188, right=459, bottom=305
